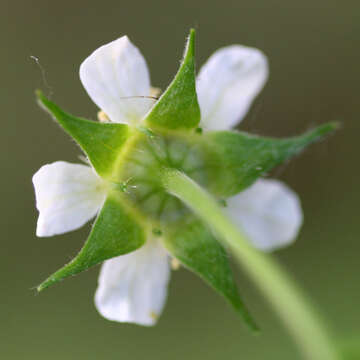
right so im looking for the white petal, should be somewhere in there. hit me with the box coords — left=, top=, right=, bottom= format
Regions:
left=80, top=36, right=152, bottom=124
left=225, top=179, right=303, bottom=251
left=32, top=161, right=106, bottom=237
left=95, top=239, right=170, bottom=326
left=196, top=45, right=268, bottom=130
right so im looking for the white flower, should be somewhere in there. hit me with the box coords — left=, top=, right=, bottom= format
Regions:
left=33, top=36, right=302, bottom=326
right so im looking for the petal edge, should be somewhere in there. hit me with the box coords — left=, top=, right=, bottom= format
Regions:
left=80, top=36, right=152, bottom=124
left=196, top=45, right=268, bottom=130
left=225, top=179, right=303, bottom=251
left=33, top=161, right=106, bottom=237
left=95, top=239, right=170, bottom=326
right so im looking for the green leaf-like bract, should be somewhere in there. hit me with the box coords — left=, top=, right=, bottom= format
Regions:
left=37, top=91, right=129, bottom=179
left=204, top=123, right=338, bottom=197
left=145, top=29, right=200, bottom=130
left=164, top=218, right=258, bottom=331
left=38, top=196, right=145, bottom=291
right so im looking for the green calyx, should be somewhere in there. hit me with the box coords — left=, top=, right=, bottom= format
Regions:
left=113, top=129, right=210, bottom=224
left=35, top=29, right=338, bottom=331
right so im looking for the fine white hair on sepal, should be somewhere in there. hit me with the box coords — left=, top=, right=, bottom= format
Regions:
left=32, top=161, right=106, bottom=237
left=225, top=179, right=303, bottom=251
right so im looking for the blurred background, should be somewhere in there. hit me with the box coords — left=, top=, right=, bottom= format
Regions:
left=1, top=0, right=359, bottom=359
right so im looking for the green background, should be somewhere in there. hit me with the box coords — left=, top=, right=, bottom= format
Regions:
left=1, top=0, right=359, bottom=358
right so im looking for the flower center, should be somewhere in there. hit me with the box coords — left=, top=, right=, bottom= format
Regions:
left=114, top=130, right=210, bottom=224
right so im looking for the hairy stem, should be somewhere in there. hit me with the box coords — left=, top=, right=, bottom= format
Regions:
left=162, top=169, right=338, bottom=360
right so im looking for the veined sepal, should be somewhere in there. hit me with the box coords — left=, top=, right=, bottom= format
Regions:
left=163, top=215, right=258, bottom=331
left=36, top=90, right=130, bottom=179
left=202, top=122, right=339, bottom=197
left=37, top=193, right=146, bottom=291
left=145, top=29, right=201, bottom=130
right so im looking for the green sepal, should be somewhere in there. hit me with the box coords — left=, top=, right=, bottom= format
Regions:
left=37, top=195, right=145, bottom=291
left=145, top=29, right=200, bottom=130
left=204, top=122, right=338, bottom=197
left=36, top=91, right=129, bottom=179
left=163, top=217, right=258, bottom=331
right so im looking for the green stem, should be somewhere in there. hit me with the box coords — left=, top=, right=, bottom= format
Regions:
left=162, top=169, right=338, bottom=360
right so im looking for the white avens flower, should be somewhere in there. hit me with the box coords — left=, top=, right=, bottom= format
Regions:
left=33, top=35, right=302, bottom=326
